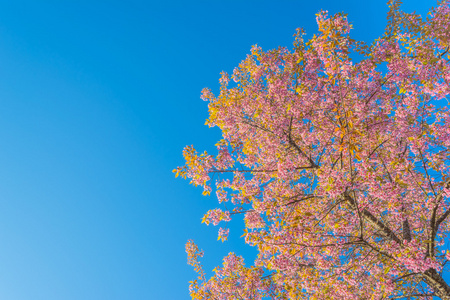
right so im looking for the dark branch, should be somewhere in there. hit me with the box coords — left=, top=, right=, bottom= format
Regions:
left=287, top=117, right=318, bottom=169
left=344, top=192, right=402, bottom=245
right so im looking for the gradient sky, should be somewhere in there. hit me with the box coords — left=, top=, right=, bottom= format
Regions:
left=0, top=0, right=439, bottom=299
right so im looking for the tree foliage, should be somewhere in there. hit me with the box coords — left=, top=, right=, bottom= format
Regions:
left=176, top=1, right=450, bottom=298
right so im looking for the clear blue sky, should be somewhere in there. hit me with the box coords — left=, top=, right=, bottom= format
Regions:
left=0, top=0, right=437, bottom=299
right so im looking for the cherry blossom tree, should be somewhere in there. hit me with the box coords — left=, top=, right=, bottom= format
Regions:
left=176, top=1, right=450, bottom=298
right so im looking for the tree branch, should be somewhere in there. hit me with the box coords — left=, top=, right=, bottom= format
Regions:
left=423, top=268, right=450, bottom=300
left=344, top=192, right=402, bottom=244
left=287, top=117, right=318, bottom=168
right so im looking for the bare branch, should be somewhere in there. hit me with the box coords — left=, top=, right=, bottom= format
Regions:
left=344, top=192, right=402, bottom=245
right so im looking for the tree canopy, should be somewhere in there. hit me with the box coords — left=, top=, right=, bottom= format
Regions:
left=176, top=1, right=450, bottom=299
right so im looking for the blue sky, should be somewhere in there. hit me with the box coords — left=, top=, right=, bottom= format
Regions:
left=0, top=0, right=438, bottom=299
